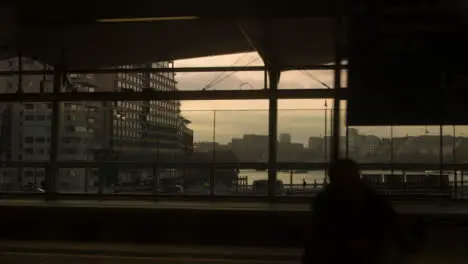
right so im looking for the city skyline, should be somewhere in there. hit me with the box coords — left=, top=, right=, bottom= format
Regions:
left=193, top=128, right=468, bottom=147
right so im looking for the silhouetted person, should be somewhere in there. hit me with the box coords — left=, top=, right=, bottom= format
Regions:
left=302, top=178, right=307, bottom=189
left=303, top=159, right=423, bottom=264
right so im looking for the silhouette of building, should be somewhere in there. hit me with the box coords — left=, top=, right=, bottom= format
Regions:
left=279, top=133, right=291, bottom=144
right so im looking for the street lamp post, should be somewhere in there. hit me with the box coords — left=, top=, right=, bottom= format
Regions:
left=324, top=100, right=328, bottom=163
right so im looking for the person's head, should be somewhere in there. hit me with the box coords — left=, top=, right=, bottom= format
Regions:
left=328, top=158, right=361, bottom=188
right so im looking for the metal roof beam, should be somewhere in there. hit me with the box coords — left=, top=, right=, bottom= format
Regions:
left=0, top=64, right=341, bottom=76
left=0, top=89, right=344, bottom=102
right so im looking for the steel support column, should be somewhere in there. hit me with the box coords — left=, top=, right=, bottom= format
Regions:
left=17, top=54, right=23, bottom=189
left=45, top=65, right=63, bottom=200
left=268, top=69, right=280, bottom=201
left=331, top=3, right=345, bottom=161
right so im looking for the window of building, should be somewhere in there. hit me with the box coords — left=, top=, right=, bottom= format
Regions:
left=36, top=115, right=45, bottom=121
left=24, top=103, right=34, bottom=110
left=61, top=148, right=78, bottom=155
left=24, top=137, right=33, bottom=143
left=64, top=126, right=76, bottom=132
left=24, top=115, right=34, bottom=121
left=24, top=148, right=33, bottom=155
left=35, top=137, right=46, bottom=143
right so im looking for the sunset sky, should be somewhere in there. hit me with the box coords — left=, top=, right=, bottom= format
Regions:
left=174, top=52, right=464, bottom=144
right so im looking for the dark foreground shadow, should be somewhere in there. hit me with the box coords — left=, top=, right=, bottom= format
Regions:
left=303, top=159, right=425, bottom=264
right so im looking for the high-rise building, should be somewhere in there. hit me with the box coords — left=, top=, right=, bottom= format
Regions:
left=93, top=62, right=192, bottom=160
left=91, top=62, right=193, bottom=183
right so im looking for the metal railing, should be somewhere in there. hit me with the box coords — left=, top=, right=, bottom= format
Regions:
left=0, top=162, right=466, bottom=201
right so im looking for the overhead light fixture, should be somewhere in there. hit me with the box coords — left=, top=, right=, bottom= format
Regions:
left=97, top=16, right=198, bottom=23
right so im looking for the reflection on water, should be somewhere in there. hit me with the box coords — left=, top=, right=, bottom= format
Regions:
left=240, top=170, right=468, bottom=185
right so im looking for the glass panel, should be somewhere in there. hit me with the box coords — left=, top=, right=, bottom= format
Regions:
left=442, top=125, right=455, bottom=164
left=0, top=167, right=47, bottom=193
left=392, top=126, right=441, bottom=163
left=57, top=167, right=98, bottom=193
left=0, top=101, right=52, bottom=192
left=183, top=100, right=268, bottom=163
left=279, top=69, right=347, bottom=89
left=175, top=53, right=265, bottom=91
left=176, top=52, right=263, bottom=68
left=184, top=100, right=268, bottom=194
left=347, top=126, right=392, bottom=163
left=278, top=99, right=330, bottom=163
left=454, top=126, right=468, bottom=199
left=0, top=102, right=52, bottom=162
left=455, top=126, right=468, bottom=163
left=280, top=169, right=326, bottom=197
left=174, top=71, right=266, bottom=91
left=0, top=57, right=54, bottom=94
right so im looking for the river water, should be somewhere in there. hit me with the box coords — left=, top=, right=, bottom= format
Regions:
left=240, top=170, right=468, bottom=185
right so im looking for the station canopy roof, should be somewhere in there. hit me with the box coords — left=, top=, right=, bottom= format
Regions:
left=4, top=0, right=342, bottom=69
